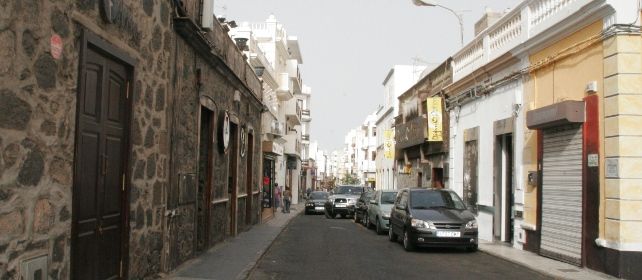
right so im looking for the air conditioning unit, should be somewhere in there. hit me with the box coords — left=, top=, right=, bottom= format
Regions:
left=201, top=0, right=214, bottom=30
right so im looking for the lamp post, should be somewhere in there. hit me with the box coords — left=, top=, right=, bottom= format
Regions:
left=412, top=0, right=464, bottom=47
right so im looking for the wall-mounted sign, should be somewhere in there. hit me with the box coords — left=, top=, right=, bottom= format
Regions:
left=588, top=154, right=599, bottom=167
left=218, top=111, right=230, bottom=153
left=240, top=127, right=247, bottom=158
left=50, top=34, right=62, bottom=60
left=426, top=97, right=443, bottom=141
left=606, top=158, right=618, bottom=178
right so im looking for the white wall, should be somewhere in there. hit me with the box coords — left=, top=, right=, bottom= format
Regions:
left=450, top=75, right=524, bottom=243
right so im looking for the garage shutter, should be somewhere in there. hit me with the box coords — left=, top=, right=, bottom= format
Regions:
left=540, top=124, right=583, bottom=266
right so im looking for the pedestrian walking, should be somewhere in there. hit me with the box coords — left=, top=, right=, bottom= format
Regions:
left=274, top=183, right=281, bottom=210
left=283, top=187, right=292, bottom=213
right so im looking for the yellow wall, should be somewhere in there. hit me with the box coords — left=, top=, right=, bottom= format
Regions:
left=524, top=20, right=604, bottom=231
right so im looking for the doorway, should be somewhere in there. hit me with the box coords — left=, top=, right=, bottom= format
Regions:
left=72, top=40, right=131, bottom=279
left=196, top=107, right=214, bottom=251
left=245, top=132, right=254, bottom=225
left=417, top=172, right=423, bottom=188
left=228, top=122, right=239, bottom=236
left=432, top=168, right=444, bottom=189
left=494, top=133, right=514, bottom=243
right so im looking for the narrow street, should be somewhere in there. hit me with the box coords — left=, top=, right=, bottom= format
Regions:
left=249, top=213, right=550, bottom=280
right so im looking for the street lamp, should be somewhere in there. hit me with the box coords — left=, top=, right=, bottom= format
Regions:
left=412, top=0, right=464, bottom=47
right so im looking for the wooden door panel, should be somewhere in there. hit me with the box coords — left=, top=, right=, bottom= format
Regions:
left=74, top=43, right=129, bottom=280
left=82, top=62, right=102, bottom=120
left=106, top=74, right=124, bottom=123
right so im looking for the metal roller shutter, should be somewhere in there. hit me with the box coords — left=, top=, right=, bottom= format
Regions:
left=540, top=124, right=583, bottom=266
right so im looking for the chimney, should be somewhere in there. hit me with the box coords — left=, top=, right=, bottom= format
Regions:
left=474, top=7, right=507, bottom=36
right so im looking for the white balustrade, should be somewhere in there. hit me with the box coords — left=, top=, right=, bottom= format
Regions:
left=451, top=0, right=592, bottom=83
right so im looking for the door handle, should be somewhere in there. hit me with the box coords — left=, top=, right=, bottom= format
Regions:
left=101, top=154, right=108, bottom=175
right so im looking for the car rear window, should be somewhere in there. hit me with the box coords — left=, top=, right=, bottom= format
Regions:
left=310, top=192, right=328, bottom=200
left=380, top=192, right=397, bottom=204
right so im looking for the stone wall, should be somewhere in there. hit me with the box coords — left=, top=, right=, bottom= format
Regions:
left=0, top=0, right=172, bottom=278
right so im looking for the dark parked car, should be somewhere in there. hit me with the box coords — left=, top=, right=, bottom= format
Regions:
left=353, top=190, right=374, bottom=224
left=388, top=188, right=478, bottom=252
left=324, top=185, right=369, bottom=219
left=305, top=191, right=329, bottom=215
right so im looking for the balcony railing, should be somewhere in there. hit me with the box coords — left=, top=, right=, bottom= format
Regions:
left=267, top=120, right=284, bottom=137
left=395, top=114, right=427, bottom=150
left=452, top=0, right=590, bottom=82
left=285, top=99, right=302, bottom=125
left=302, top=134, right=310, bottom=141
left=301, top=109, right=311, bottom=122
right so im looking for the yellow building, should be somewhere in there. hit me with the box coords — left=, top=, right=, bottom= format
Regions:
left=524, top=4, right=642, bottom=278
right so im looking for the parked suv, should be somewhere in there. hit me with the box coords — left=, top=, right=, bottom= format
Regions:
left=324, top=185, right=368, bottom=219
left=388, top=188, right=478, bottom=252
left=365, top=190, right=398, bottom=234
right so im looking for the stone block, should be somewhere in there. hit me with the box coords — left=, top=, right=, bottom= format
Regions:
left=33, top=199, right=55, bottom=233
left=604, top=73, right=642, bottom=97
left=621, top=221, right=642, bottom=243
left=605, top=115, right=642, bottom=137
left=49, top=157, right=71, bottom=185
left=0, top=211, right=24, bottom=237
left=0, top=30, right=15, bottom=75
left=605, top=94, right=642, bottom=117
left=605, top=136, right=642, bottom=158
left=34, top=54, right=57, bottom=90
left=618, top=157, right=642, bottom=179
left=17, top=149, right=44, bottom=186
left=604, top=53, right=642, bottom=77
left=605, top=218, right=620, bottom=242
left=604, top=35, right=642, bottom=57
left=605, top=199, right=619, bottom=219
left=0, top=89, right=32, bottom=130
left=2, top=142, right=20, bottom=168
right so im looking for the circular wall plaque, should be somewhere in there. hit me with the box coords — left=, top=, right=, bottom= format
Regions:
left=219, top=111, right=230, bottom=153
left=240, top=127, right=247, bottom=158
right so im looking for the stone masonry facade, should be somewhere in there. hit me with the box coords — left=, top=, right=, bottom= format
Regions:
left=0, top=0, right=263, bottom=279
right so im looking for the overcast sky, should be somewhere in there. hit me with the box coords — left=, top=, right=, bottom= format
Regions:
left=215, top=0, right=522, bottom=152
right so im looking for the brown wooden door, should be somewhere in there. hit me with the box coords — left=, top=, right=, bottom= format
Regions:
left=73, top=47, right=130, bottom=280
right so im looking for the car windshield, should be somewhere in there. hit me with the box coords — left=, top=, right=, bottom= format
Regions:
left=380, top=192, right=397, bottom=204
left=309, top=192, right=328, bottom=200
left=335, top=186, right=364, bottom=195
left=410, top=191, right=466, bottom=210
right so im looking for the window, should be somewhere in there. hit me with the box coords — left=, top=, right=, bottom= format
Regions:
left=371, top=151, right=376, bottom=160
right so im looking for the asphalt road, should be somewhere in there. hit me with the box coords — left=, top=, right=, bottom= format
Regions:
left=248, top=213, right=552, bottom=280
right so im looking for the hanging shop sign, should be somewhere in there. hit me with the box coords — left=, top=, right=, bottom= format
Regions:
left=384, top=129, right=394, bottom=159
left=218, top=111, right=230, bottom=153
left=426, top=96, right=443, bottom=141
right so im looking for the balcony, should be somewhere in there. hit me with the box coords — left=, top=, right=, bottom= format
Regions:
left=276, top=72, right=294, bottom=101
left=395, top=114, right=428, bottom=150
left=266, top=120, right=284, bottom=138
left=285, top=98, right=302, bottom=126
left=452, top=0, right=596, bottom=82
left=262, top=140, right=284, bottom=156
left=287, top=59, right=302, bottom=95
left=301, top=109, right=311, bottom=122
left=284, top=131, right=302, bottom=158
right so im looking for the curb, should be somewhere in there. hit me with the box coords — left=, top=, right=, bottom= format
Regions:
left=477, top=248, right=561, bottom=280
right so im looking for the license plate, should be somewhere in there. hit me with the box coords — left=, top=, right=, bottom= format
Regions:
left=315, top=207, right=324, bottom=210
left=436, top=231, right=461, bottom=238
left=335, top=203, right=347, bottom=208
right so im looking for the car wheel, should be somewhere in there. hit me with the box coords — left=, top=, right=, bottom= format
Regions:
left=403, top=229, right=415, bottom=251
left=467, top=244, right=478, bottom=252
left=388, top=225, right=397, bottom=242
left=375, top=218, right=384, bottom=235
left=353, top=212, right=360, bottom=223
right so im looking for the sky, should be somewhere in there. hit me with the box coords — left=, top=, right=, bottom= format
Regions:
left=215, top=0, right=522, bottom=152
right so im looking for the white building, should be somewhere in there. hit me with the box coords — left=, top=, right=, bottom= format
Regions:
left=230, top=15, right=308, bottom=207
left=376, top=65, right=426, bottom=190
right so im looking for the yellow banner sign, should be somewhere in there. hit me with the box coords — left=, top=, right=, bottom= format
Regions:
left=426, top=97, right=443, bottom=141
left=383, top=129, right=394, bottom=159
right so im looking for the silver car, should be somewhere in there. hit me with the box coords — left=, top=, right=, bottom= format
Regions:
left=365, top=190, right=398, bottom=234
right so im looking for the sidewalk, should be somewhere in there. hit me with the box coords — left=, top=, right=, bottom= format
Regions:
left=165, top=204, right=302, bottom=280
left=479, top=241, right=616, bottom=280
